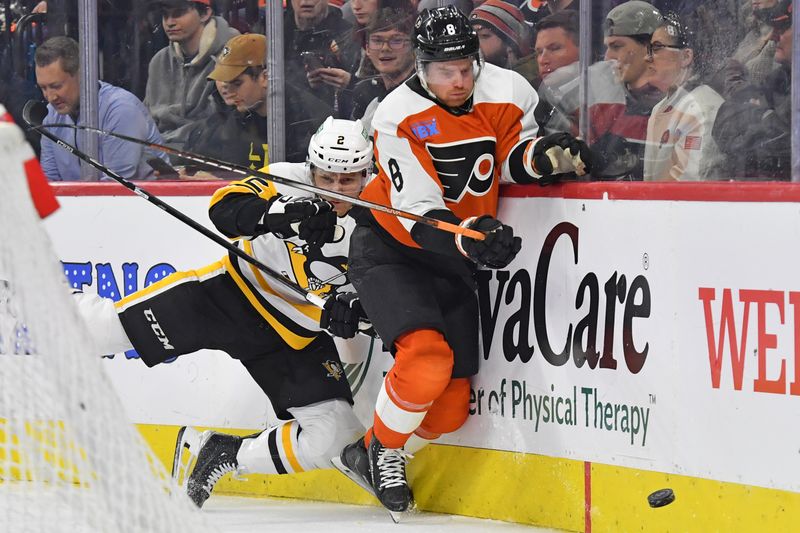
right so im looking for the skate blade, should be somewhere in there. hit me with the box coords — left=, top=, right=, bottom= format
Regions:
left=171, top=427, right=211, bottom=486
left=330, top=457, right=405, bottom=523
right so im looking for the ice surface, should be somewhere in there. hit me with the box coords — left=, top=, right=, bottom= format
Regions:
left=204, top=495, right=560, bottom=532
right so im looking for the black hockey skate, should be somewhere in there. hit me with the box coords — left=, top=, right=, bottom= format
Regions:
left=332, top=436, right=413, bottom=521
left=175, top=428, right=243, bottom=508
left=367, top=436, right=413, bottom=513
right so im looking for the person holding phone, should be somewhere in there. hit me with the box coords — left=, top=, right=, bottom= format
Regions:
left=302, top=51, right=327, bottom=71
left=286, top=0, right=359, bottom=120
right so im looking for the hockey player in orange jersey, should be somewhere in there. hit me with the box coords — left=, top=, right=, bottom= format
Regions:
left=335, top=5, right=592, bottom=514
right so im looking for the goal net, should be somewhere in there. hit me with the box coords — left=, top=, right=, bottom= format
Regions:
left=0, top=122, right=213, bottom=532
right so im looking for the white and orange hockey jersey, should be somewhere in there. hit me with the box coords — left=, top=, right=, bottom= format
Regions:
left=208, top=163, right=357, bottom=350
left=362, top=62, right=540, bottom=249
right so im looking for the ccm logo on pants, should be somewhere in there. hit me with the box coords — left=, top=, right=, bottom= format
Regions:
left=143, top=308, right=174, bottom=350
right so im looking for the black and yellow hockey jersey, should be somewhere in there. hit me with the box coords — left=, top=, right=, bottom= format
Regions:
left=208, top=163, right=356, bottom=349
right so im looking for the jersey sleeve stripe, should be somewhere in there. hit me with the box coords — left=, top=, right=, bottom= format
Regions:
left=114, top=261, right=226, bottom=312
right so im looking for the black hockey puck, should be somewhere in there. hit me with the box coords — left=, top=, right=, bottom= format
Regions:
left=647, top=488, right=675, bottom=508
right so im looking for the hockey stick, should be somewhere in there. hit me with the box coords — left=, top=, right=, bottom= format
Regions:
left=22, top=101, right=344, bottom=318
left=39, top=122, right=486, bottom=241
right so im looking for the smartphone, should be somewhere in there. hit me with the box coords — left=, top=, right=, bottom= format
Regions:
left=147, top=157, right=179, bottom=177
left=301, top=51, right=325, bottom=71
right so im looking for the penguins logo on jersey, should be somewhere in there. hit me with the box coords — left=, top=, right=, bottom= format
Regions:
left=322, top=360, right=344, bottom=381
left=426, top=137, right=496, bottom=203
left=285, top=242, right=348, bottom=293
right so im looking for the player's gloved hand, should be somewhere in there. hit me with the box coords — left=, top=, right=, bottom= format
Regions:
left=320, top=292, right=368, bottom=339
left=261, top=195, right=338, bottom=245
left=456, top=215, right=521, bottom=269
left=528, top=132, right=593, bottom=180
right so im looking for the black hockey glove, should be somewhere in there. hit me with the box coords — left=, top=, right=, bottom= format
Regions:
left=529, top=132, right=592, bottom=181
left=320, top=292, right=368, bottom=339
left=456, top=216, right=521, bottom=269
left=260, top=195, right=337, bottom=245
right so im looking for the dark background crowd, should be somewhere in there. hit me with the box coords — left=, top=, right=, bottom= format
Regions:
left=0, top=0, right=794, bottom=181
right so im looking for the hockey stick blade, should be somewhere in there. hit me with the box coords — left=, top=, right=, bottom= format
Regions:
left=22, top=100, right=48, bottom=128
left=330, top=457, right=403, bottom=523
left=42, top=123, right=485, bottom=242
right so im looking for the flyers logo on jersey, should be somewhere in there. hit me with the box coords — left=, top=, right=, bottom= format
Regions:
left=426, top=137, right=496, bottom=202
left=523, top=0, right=546, bottom=12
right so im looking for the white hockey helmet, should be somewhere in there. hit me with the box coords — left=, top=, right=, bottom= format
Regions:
left=307, top=117, right=373, bottom=175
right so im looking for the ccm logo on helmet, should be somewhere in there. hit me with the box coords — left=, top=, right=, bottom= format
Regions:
left=327, top=158, right=352, bottom=163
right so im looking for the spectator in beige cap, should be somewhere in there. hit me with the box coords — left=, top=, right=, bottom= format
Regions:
left=181, top=33, right=327, bottom=174
left=178, top=33, right=270, bottom=177
left=469, top=0, right=537, bottom=85
left=209, top=34, right=268, bottom=96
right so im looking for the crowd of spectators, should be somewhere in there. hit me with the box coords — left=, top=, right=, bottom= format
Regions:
left=0, top=0, right=794, bottom=181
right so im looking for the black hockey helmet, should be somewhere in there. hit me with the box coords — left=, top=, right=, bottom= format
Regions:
left=413, top=5, right=480, bottom=62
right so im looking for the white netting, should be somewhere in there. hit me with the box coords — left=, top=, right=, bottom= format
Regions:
left=0, top=122, right=214, bottom=532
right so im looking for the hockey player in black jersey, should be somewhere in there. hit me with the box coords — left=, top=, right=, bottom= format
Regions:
left=75, top=117, right=374, bottom=508
left=334, top=6, right=592, bottom=515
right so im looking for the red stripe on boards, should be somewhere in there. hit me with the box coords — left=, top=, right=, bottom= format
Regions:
left=503, top=180, right=800, bottom=202
left=53, top=180, right=800, bottom=203
left=51, top=181, right=227, bottom=196
left=584, top=461, right=592, bottom=533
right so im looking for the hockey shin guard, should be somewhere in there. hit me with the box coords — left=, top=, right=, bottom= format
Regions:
left=372, top=329, right=454, bottom=449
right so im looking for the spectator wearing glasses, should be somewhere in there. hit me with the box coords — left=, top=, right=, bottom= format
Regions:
left=350, top=7, right=416, bottom=136
left=144, top=0, right=239, bottom=150
left=712, top=0, right=792, bottom=180
left=307, top=0, right=414, bottom=119
left=642, top=13, right=724, bottom=181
